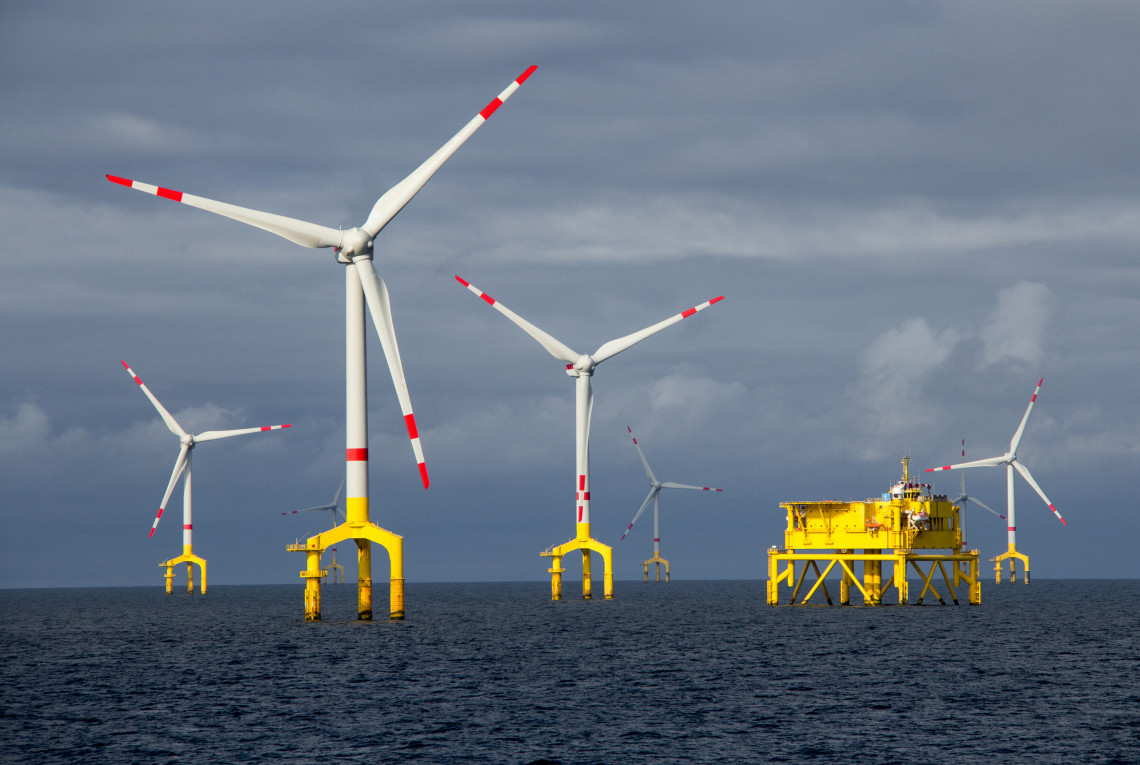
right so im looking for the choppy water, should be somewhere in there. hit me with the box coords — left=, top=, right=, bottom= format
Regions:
left=1, top=580, right=1138, bottom=764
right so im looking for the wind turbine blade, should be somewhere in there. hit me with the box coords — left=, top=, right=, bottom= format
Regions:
left=282, top=503, right=337, bottom=516
left=152, top=444, right=190, bottom=537
left=1010, top=378, right=1044, bottom=454
left=1012, top=460, right=1066, bottom=525
left=195, top=423, right=291, bottom=442
left=661, top=482, right=724, bottom=492
left=621, top=488, right=659, bottom=541
left=106, top=175, right=342, bottom=249
left=331, top=476, right=346, bottom=506
left=592, top=296, right=724, bottom=364
left=627, top=426, right=658, bottom=484
left=362, top=66, right=537, bottom=237
left=121, top=360, right=187, bottom=438
left=925, top=456, right=1005, bottom=472
left=964, top=496, right=1005, bottom=520
left=455, top=276, right=579, bottom=363
left=355, top=258, right=429, bottom=488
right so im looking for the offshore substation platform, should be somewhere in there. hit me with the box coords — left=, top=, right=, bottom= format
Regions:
left=767, top=457, right=981, bottom=606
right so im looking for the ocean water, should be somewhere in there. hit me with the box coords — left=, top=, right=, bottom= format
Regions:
left=1, top=580, right=1137, bottom=764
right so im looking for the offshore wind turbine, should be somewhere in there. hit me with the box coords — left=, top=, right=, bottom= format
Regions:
left=456, top=275, right=723, bottom=600
left=108, top=66, right=536, bottom=620
left=282, top=478, right=347, bottom=584
left=950, top=438, right=1004, bottom=550
left=122, top=360, right=291, bottom=594
left=620, top=426, right=722, bottom=583
left=926, top=379, right=1066, bottom=584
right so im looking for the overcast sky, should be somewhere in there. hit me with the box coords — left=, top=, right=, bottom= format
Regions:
left=3, top=1, right=1140, bottom=591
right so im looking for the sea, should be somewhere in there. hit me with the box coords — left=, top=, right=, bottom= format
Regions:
left=1, top=580, right=1137, bottom=764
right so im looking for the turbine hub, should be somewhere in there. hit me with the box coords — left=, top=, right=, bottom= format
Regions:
left=572, top=355, right=596, bottom=375
left=340, top=227, right=374, bottom=259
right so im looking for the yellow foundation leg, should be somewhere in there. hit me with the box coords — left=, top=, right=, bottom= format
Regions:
left=548, top=553, right=564, bottom=601
left=994, top=544, right=1030, bottom=585
left=767, top=549, right=779, bottom=606
left=357, top=540, right=373, bottom=621
left=164, top=563, right=174, bottom=595
left=186, top=562, right=194, bottom=594
left=304, top=549, right=322, bottom=621
left=582, top=549, right=592, bottom=600
left=643, top=561, right=649, bottom=583
left=895, top=556, right=908, bottom=605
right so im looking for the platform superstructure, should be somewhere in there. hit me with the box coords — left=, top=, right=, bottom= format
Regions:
left=767, top=457, right=980, bottom=606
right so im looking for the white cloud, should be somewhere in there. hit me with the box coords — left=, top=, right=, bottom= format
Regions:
left=0, top=402, right=51, bottom=455
left=849, top=318, right=960, bottom=445
left=981, top=281, right=1051, bottom=366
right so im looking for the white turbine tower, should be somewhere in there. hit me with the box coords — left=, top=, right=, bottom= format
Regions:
left=109, top=66, right=536, bottom=620
left=455, top=275, right=723, bottom=601
left=282, top=478, right=347, bottom=583
left=122, top=360, right=291, bottom=594
left=620, top=426, right=722, bottom=583
left=926, top=379, right=1065, bottom=584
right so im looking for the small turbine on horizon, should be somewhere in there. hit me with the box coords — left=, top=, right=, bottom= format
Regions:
left=620, top=426, right=722, bottom=583
left=122, top=360, right=291, bottom=594
left=282, top=477, right=347, bottom=584
left=926, top=379, right=1065, bottom=584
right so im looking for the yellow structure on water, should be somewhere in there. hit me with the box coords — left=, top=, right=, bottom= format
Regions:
left=767, top=457, right=981, bottom=606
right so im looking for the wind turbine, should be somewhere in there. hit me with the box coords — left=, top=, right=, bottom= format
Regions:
left=926, top=379, right=1065, bottom=584
left=620, top=426, right=722, bottom=583
left=282, top=477, right=347, bottom=583
left=122, top=360, right=291, bottom=594
left=108, top=66, right=536, bottom=620
left=950, top=438, right=1004, bottom=550
left=455, top=275, right=723, bottom=600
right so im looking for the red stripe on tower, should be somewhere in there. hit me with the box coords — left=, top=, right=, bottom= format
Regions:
left=347, top=448, right=368, bottom=461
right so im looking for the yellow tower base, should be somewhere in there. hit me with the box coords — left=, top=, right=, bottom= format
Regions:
left=540, top=523, right=613, bottom=601
left=288, top=520, right=403, bottom=621
left=161, top=547, right=207, bottom=595
left=643, top=552, right=670, bottom=583
left=993, top=543, right=1030, bottom=584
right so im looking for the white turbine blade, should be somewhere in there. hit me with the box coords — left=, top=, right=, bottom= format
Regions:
left=355, top=258, right=429, bottom=488
left=661, top=482, right=724, bottom=492
left=195, top=423, right=291, bottom=442
left=282, top=503, right=336, bottom=516
left=964, top=496, right=1005, bottom=520
left=121, top=360, right=187, bottom=438
left=1013, top=460, right=1066, bottom=525
left=592, top=295, right=724, bottom=364
left=106, top=176, right=342, bottom=249
left=152, top=444, right=190, bottom=537
left=362, top=66, right=537, bottom=237
left=925, top=456, right=1005, bottom=472
left=1010, top=378, right=1044, bottom=454
left=627, top=426, right=658, bottom=484
left=331, top=476, right=346, bottom=506
left=455, top=276, right=579, bottom=363
left=621, top=488, right=659, bottom=541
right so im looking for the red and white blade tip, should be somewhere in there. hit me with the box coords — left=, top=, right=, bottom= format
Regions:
left=107, top=175, right=185, bottom=203
left=926, top=466, right=951, bottom=472
left=149, top=508, right=163, bottom=538
left=478, top=66, right=537, bottom=121
left=681, top=296, right=724, bottom=319
left=404, top=413, right=429, bottom=488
